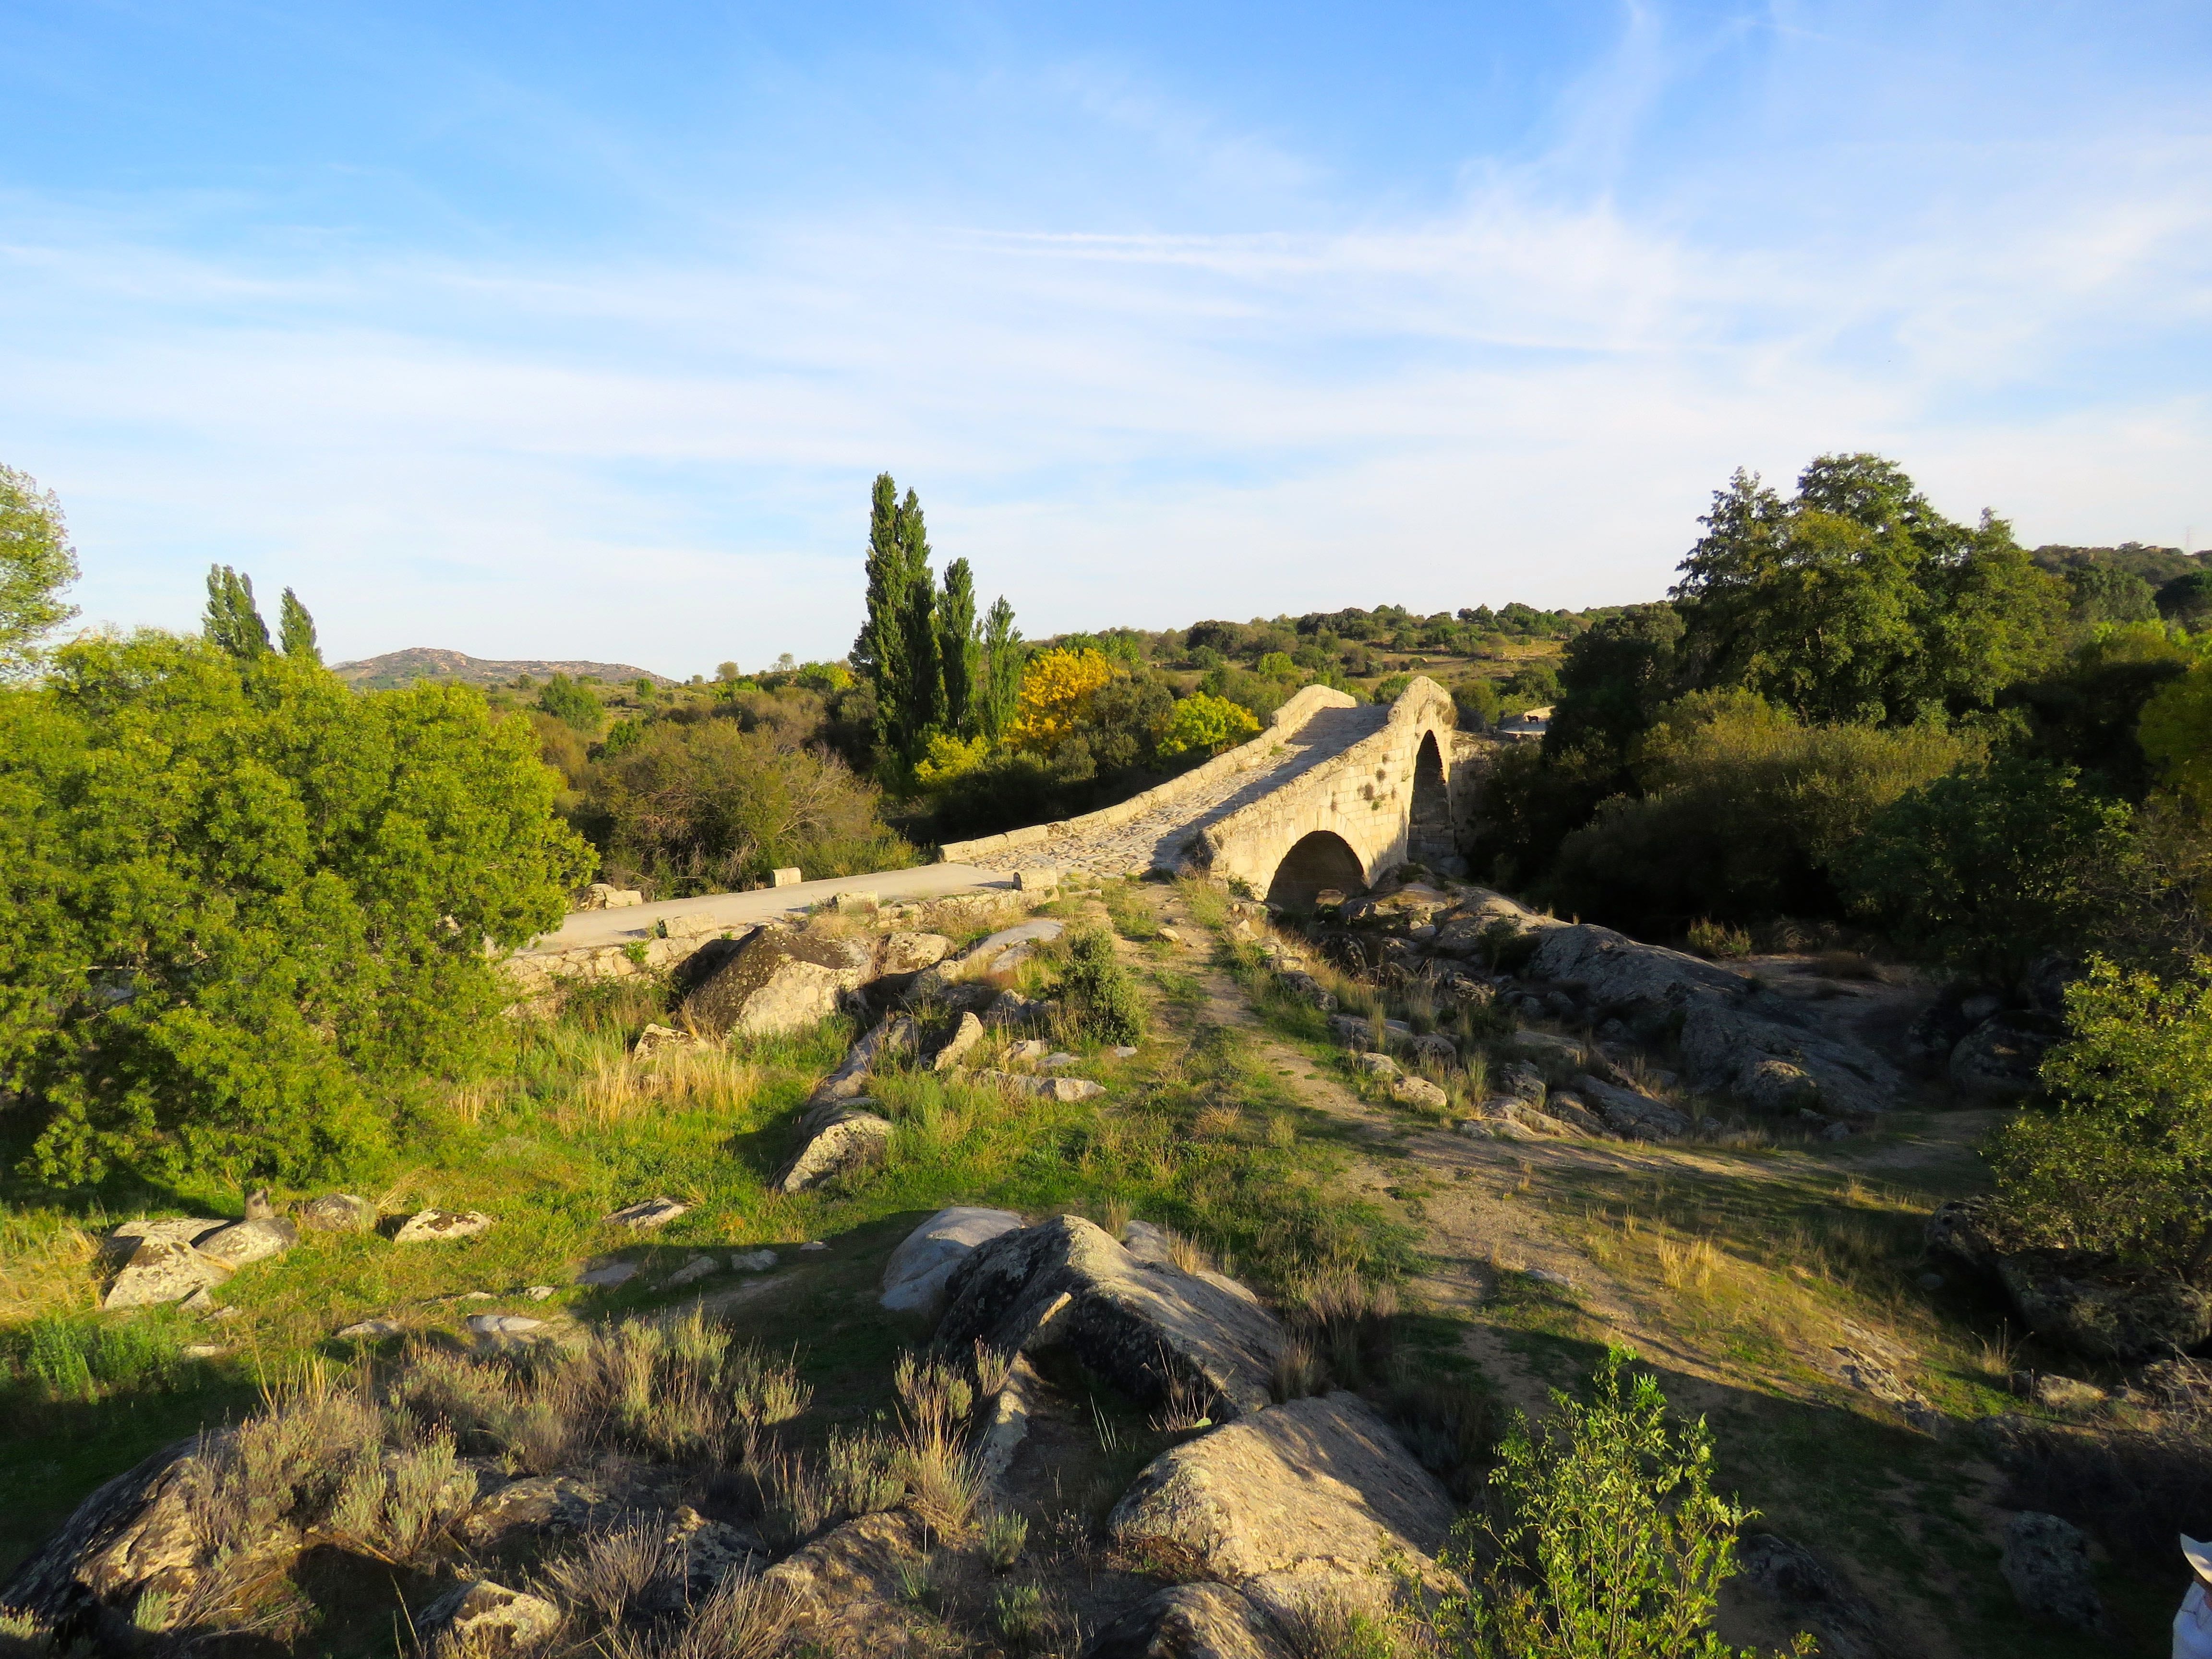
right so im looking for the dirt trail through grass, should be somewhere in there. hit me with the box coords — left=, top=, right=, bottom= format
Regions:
left=1121, top=878, right=2159, bottom=1659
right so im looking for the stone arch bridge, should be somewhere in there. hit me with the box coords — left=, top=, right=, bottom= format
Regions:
left=939, top=677, right=1494, bottom=905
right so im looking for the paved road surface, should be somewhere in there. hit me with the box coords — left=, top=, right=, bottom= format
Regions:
left=524, top=864, right=1014, bottom=955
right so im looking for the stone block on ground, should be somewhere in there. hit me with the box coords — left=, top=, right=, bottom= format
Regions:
left=976, top=1070, right=1106, bottom=1102
left=1950, top=1016, right=2059, bottom=1101
left=983, top=989, right=1053, bottom=1029
left=1108, top=1390, right=1456, bottom=1619
left=1351, top=1052, right=1400, bottom=1078
left=1081, top=1583, right=1293, bottom=1659
left=394, top=1209, right=493, bottom=1244
left=604, top=1196, right=688, bottom=1230
left=678, top=927, right=873, bottom=1038
left=935, top=1215, right=1286, bottom=1419
left=1996, top=1255, right=2212, bottom=1361
left=337, top=1317, right=404, bottom=1339
left=965, top=919, right=1065, bottom=973
left=105, top=1239, right=233, bottom=1310
left=763, top=1510, right=929, bottom=1654
left=1276, top=971, right=1335, bottom=1011
left=298, top=1193, right=377, bottom=1233
left=808, top=1015, right=914, bottom=1105
left=0, top=1433, right=218, bottom=1626
left=630, top=1022, right=704, bottom=1061
left=772, top=1099, right=894, bottom=1194
left=192, top=1216, right=300, bottom=1269
left=731, top=1248, right=779, bottom=1272
left=664, top=1255, right=720, bottom=1287
left=467, top=1313, right=548, bottom=1338
left=102, top=1218, right=225, bottom=1261
left=577, top=1260, right=639, bottom=1288
left=880, top=1205, right=1028, bottom=1317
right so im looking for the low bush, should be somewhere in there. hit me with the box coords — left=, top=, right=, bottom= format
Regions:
left=1422, top=1349, right=1812, bottom=1659
left=1056, top=928, right=1145, bottom=1045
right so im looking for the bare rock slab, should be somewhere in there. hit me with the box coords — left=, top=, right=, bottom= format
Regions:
left=678, top=927, right=873, bottom=1037
left=104, top=1239, right=233, bottom=1310
left=1082, top=1582, right=1293, bottom=1659
left=773, top=1099, right=894, bottom=1193
left=935, top=1215, right=1286, bottom=1420
left=879, top=1206, right=1027, bottom=1318
left=1108, top=1391, right=1456, bottom=1617
left=102, top=1218, right=225, bottom=1262
left=2001, top=1512, right=2106, bottom=1633
left=604, top=1196, right=688, bottom=1230
left=394, top=1209, right=494, bottom=1244
left=194, top=1216, right=300, bottom=1268
left=0, top=1434, right=215, bottom=1628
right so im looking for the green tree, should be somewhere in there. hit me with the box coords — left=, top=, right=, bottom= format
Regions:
left=1545, top=603, right=1683, bottom=758
left=978, top=595, right=1024, bottom=741
left=0, top=464, right=81, bottom=679
left=1672, top=455, right=2065, bottom=724
left=2140, top=654, right=2212, bottom=813
left=1155, top=690, right=1259, bottom=758
left=278, top=587, right=320, bottom=662
left=2066, top=565, right=2160, bottom=628
left=938, top=555, right=980, bottom=737
left=0, top=632, right=591, bottom=1183
left=202, top=565, right=272, bottom=659
left=1988, top=956, right=2212, bottom=1278
left=2157, top=569, right=2212, bottom=629
left=1427, top=1349, right=1807, bottom=1659
left=852, top=472, right=943, bottom=763
left=537, top=672, right=602, bottom=734
left=1838, top=755, right=2135, bottom=984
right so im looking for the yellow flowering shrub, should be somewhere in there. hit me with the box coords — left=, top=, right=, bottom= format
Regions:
left=1006, top=648, right=1114, bottom=753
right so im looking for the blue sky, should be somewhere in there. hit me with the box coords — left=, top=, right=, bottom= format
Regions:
left=2, top=1, right=2208, bottom=673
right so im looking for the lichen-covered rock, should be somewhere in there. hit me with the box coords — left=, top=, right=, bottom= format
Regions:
left=678, top=927, right=873, bottom=1037
left=394, top=1209, right=493, bottom=1244
left=878, top=932, right=954, bottom=974
left=102, top=1218, right=225, bottom=1261
left=417, top=1578, right=562, bottom=1656
left=936, top=1215, right=1286, bottom=1419
left=193, top=1216, right=299, bottom=1268
left=879, top=1206, right=1026, bottom=1317
left=2001, top=1513, right=2106, bottom=1633
left=0, top=1434, right=218, bottom=1632
left=457, top=1475, right=606, bottom=1548
left=1082, top=1583, right=1293, bottom=1659
left=298, top=1193, right=378, bottom=1232
left=772, top=1100, right=893, bottom=1194
left=763, top=1510, right=928, bottom=1653
left=1390, top=1075, right=1448, bottom=1111
left=1276, top=972, right=1336, bottom=1012
left=104, top=1239, right=233, bottom=1310
left=927, top=1011, right=985, bottom=1071
left=1108, top=1391, right=1456, bottom=1620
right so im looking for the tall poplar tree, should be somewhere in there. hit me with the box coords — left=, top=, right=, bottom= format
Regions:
left=279, top=587, right=321, bottom=662
left=938, top=556, right=980, bottom=737
left=203, top=565, right=271, bottom=659
left=979, top=595, right=1025, bottom=741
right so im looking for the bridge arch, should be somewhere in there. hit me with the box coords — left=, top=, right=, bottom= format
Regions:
left=1266, top=830, right=1368, bottom=909
left=1407, top=731, right=1452, bottom=869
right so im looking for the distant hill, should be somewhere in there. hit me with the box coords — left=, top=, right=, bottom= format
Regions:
left=331, top=648, right=676, bottom=690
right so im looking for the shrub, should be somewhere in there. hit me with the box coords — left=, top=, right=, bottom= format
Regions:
left=1156, top=692, right=1260, bottom=758
left=1424, top=1349, right=1810, bottom=1659
left=539, top=671, right=603, bottom=733
left=1007, top=648, right=1115, bottom=752
left=1986, top=956, right=2212, bottom=1279
left=0, top=632, right=592, bottom=1183
left=1544, top=692, right=1976, bottom=934
left=1684, top=919, right=1752, bottom=960
left=1056, top=928, right=1145, bottom=1044
left=1838, top=755, right=2134, bottom=985
left=579, top=718, right=913, bottom=896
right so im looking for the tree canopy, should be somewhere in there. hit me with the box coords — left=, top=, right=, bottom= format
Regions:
left=0, top=465, right=79, bottom=680
left=0, top=629, right=592, bottom=1184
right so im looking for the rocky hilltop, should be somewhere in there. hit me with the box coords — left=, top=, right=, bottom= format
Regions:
left=332, top=648, right=675, bottom=690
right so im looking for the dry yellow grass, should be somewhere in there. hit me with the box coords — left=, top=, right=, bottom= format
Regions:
left=0, top=1208, right=102, bottom=1322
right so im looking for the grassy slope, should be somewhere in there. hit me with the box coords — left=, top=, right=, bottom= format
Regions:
left=0, top=889, right=1406, bottom=1578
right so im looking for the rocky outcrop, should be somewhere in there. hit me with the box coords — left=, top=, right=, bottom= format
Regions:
left=104, top=1239, right=233, bottom=1309
left=678, top=927, right=873, bottom=1037
left=935, top=1216, right=1286, bottom=1419
left=1949, top=1016, right=2059, bottom=1100
left=1082, top=1583, right=1292, bottom=1659
left=762, top=1510, right=926, bottom=1654
left=927, top=1011, right=985, bottom=1071
left=1107, top=1391, right=1456, bottom=1623
left=877, top=932, right=953, bottom=974
left=417, top=1578, right=563, bottom=1656
left=1527, top=923, right=1750, bottom=1010
left=1736, top=1534, right=1893, bottom=1659
left=1573, top=1075, right=1692, bottom=1141
left=879, top=1206, right=1026, bottom=1318
left=1678, top=1001, right=1899, bottom=1117
left=772, top=1100, right=894, bottom=1194
left=0, top=1435, right=215, bottom=1635
left=1996, top=1256, right=2212, bottom=1362
left=2001, top=1513, right=2106, bottom=1633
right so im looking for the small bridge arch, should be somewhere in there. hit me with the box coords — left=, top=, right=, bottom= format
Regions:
left=1265, top=830, right=1367, bottom=907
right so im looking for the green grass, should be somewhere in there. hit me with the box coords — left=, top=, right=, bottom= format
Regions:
left=0, top=915, right=1412, bottom=1576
